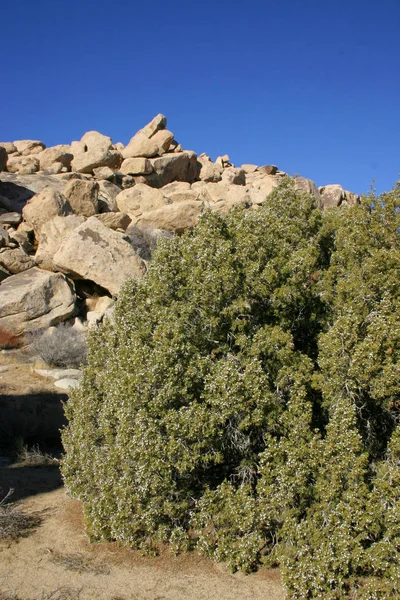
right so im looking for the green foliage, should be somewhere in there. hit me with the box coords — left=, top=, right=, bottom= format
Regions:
left=62, top=179, right=400, bottom=597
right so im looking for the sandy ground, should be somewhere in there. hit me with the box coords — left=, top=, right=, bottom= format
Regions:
left=0, top=357, right=285, bottom=600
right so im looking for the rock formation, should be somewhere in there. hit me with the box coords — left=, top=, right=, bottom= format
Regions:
left=0, top=115, right=360, bottom=344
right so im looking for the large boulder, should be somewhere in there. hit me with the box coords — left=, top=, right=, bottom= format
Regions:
left=0, top=142, right=17, bottom=154
left=35, top=214, right=86, bottom=271
left=63, top=178, right=99, bottom=216
left=95, top=212, right=131, bottom=231
left=145, top=151, right=199, bottom=188
left=0, top=268, right=76, bottom=342
left=37, top=145, right=73, bottom=172
left=135, top=201, right=204, bottom=234
left=0, top=248, right=35, bottom=274
left=293, top=176, right=322, bottom=205
left=116, top=184, right=166, bottom=218
left=319, top=184, right=359, bottom=208
left=123, top=130, right=174, bottom=159
left=197, top=154, right=223, bottom=183
left=53, top=217, right=147, bottom=296
left=22, top=186, right=74, bottom=236
left=97, top=180, right=120, bottom=212
left=122, top=114, right=170, bottom=160
left=13, top=140, right=45, bottom=156
left=71, top=131, right=122, bottom=174
left=0, top=172, right=66, bottom=212
left=6, top=155, right=40, bottom=174
left=120, top=157, right=153, bottom=175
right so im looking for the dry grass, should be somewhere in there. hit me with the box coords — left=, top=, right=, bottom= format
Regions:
left=0, top=587, right=82, bottom=600
left=16, top=445, right=59, bottom=468
left=0, top=489, right=42, bottom=541
left=47, top=549, right=110, bottom=575
left=30, top=324, right=87, bottom=369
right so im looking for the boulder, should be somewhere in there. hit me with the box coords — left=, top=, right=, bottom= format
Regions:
left=241, top=164, right=258, bottom=174
left=318, top=184, right=360, bottom=209
left=0, top=172, right=67, bottom=212
left=97, top=180, right=120, bottom=212
left=116, top=183, right=166, bottom=218
left=37, top=145, right=73, bottom=172
left=141, top=113, right=167, bottom=137
left=122, top=129, right=174, bottom=159
left=197, top=154, right=223, bottom=183
left=221, top=167, right=246, bottom=186
left=0, top=212, right=22, bottom=226
left=35, top=214, right=86, bottom=271
left=95, top=212, right=131, bottom=231
left=0, top=268, right=76, bottom=342
left=53, top=217, right=147, bottom=296
left=54, top=378, right=80, bottom=390
left=22, top=186, right=74, bottom=236
left=63, top=179, right=99, bottom=217
left=0, top=146, right=7, bottom=171
left=6, top=155, right=40, bottom=174
left=0, top=228, right=10, bottom=247
left=258, top=165, right=278, bottom=175
left=136, top=201, right=204, bottom=234
left=0, top=248, right=35, bottom=274
left=0, top=142, right=17, bottom=154
left=294, top=176, right=321, bottom=205
left=71, top=130, right=122, bottom=174
left=9, top=228, right=34, bottom=253
left=161, top=182, right=200, bottom=204
left=93, top=166, right=115, bottom=181
left=146, top=151, right=199, bottom=188
left=120, top=158, right=153, bottom=175
left=13, top=140, right=45, bottom=155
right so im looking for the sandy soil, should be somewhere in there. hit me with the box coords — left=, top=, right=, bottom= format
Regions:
left=0, top=357, right=285, bottom=600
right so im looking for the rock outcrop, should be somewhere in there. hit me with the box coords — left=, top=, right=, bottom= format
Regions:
left=0, top=268, right=76, bottom=341
left=0, top=113, right=360, bottom=344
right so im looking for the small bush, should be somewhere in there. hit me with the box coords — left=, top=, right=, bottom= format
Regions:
left=16, top=444, right=59, bottom=467
left=32, top=323, right=87, bottom=368
left=0, top=489, right=42, bottom=541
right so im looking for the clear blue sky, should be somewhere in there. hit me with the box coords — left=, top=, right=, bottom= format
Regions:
left=1, top=0, right=399, bottom=194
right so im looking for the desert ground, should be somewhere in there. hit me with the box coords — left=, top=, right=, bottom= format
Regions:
left=0, top=356, right=284, bottom=600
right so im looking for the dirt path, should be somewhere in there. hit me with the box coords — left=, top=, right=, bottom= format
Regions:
left=0, top=474, right=284, bottom=600
left=0, top=358, right=285, bottom=600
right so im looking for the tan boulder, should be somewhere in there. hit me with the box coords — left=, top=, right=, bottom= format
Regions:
left=95, top=212, right=131, bottom=231
left=293, top=176, right=321, bottom=204
left=197, top=154, right=223, bottom=182
left=13, top=140, right=46, bottom=156
left=0, top=247, right=35, bottom=274
left=6, top=155, right=40, bottom=174
left=0, top=142, right=17, bottom=154
left=146, top=151, right=199, bottom=188
left=318, top=184, right=345, bottom=208
left=53, top=217, right=147, bottom=295
left=120, top=157, right=153, bottom=175
left=221, top=167, right=246, bottom=186
left=35, top=215, right=86, bottom=271
left=93, top=166, right=115, bottom=181
left=241, top=164, right=258, bottom=174
left=161, top=182, right=200, bottom=203
left=122, top=129, right=174, bottom=159
left=258, top=165, right=278, bottom=175
left=97, top=180, right=120, bottom=212
left=141, top=113, right=167, bottom=137
left=71, top=130, right=122, bottom=174
left=136, top=201, right=204, bottom=234
left=22, top=186, right=74, bottom=236
left=116, top=184, right=166, bottom=218
left=37, top=145, right=73, bottom=172
left=63, top=179, right=99, bottom=217
left=0, top=267, right=76, bottom=342
left=0, top=172, right=67, bottom=212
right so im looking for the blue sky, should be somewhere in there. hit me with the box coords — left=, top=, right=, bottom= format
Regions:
left=1, top=0, right=399, bottom=194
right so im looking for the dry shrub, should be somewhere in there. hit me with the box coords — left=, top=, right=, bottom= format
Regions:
left=48, top=550, right=110, bottom=575
left=31, top=323, right=87, bottom=369
left=0, top=489, right=42, bottom=541
left=17, top=445, right=59, bottom=468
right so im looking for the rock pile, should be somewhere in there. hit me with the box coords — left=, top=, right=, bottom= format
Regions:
left=0, top=114, right=359, bottom=344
